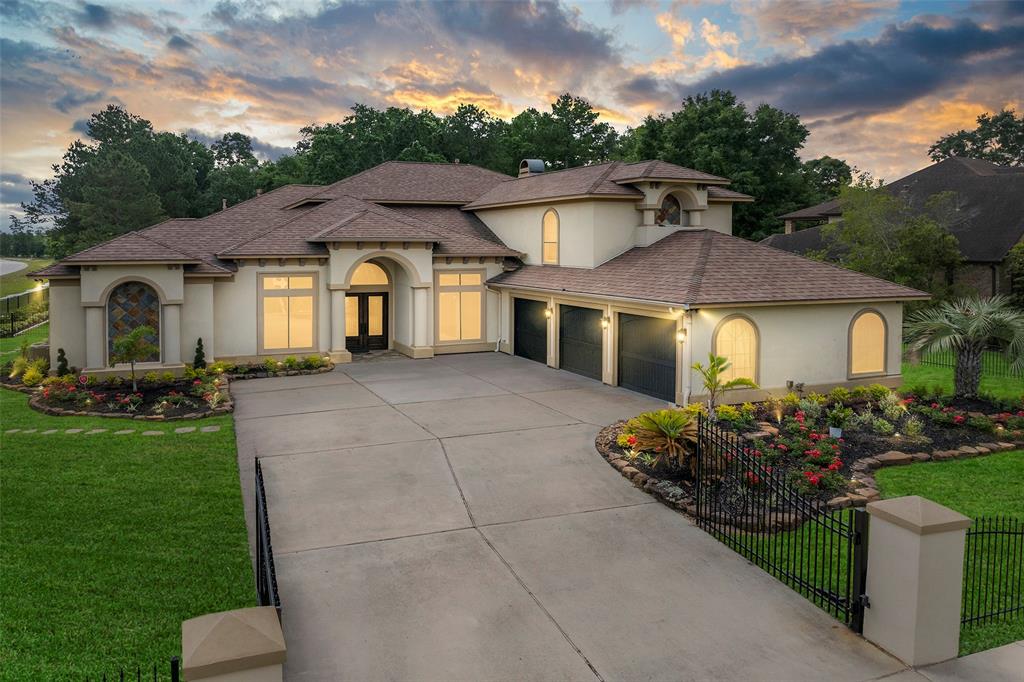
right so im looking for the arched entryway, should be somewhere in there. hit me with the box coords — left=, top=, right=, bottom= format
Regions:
left=345, top=261, right=390, bottom=353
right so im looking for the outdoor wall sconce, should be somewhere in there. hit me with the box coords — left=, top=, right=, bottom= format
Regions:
left=601, top=316, right=610, bottom=329
left=676, top=329, right=686, bottom=343
left=544, top=307, right=553, bottom=319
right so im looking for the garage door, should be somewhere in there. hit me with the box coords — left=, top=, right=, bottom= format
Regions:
left=559, top=305, right=603, bottom=380
left=514, top=298, right=548, bottom=364
left=618, top=314, right=676, bottom=401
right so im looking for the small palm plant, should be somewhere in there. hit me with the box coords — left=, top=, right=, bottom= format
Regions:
left=626, top=409, right=699, bottom=473
left=904, top=296, right=1024, bottom=399
left=110, top=325, right=159, bottom=392
left=691, top=353, right=758, bottom=411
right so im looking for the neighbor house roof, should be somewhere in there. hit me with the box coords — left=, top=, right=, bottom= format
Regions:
left=770, top=157, right=1024, bottom=262
left=489, top=229, right=928, bottom=306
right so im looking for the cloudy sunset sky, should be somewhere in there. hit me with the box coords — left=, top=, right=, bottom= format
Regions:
left=1, top=0, right=1022, bottom=224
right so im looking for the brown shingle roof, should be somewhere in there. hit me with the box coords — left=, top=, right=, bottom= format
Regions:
left=62, top=227, right=201, bottom=263
left=707, top=186, right=754, bottom=202
left=609, top=160, right=730, bottom=184
left=778, top=198, right=841, bottom=220
left=488, top=229, right=927, bottom=306
left=30, top=262, right=79, bottom=278
left=316, top=161, right=512, bottom=204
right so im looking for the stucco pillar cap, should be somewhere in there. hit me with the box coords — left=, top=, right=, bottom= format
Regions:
left=867, top=496, right=971, bottom=535
left=182, top=606, right=285, bottom=680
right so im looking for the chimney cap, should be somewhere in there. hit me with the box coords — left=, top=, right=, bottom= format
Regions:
left=518, top=159, right=545, bottom=178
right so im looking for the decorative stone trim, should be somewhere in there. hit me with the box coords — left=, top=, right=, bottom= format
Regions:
left=830, top=440, right=1023, bottom=510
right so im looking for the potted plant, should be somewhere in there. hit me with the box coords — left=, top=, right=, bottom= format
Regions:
left=826, top=403, right=853, bottom=438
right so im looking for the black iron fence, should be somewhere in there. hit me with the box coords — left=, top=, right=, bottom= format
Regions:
left=918, top=345, right=1023, bottom=379
left=962, top=516, right=1024, bottom=627
left=0, top=284, right=47, bottom=315
left=255, top=458, right=282, bottom=620
left=0, top=311, right=46, bottom=338
left=695, top=415, right=870, bottom=632
left=85, top=656, right=180, bottom=681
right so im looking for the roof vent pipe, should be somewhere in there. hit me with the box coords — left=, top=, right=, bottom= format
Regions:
left=256, top=188, right=263, bottom=196
left=519, top=159, right=545, bottom=178
left=221, top=198, right=227, bottom=210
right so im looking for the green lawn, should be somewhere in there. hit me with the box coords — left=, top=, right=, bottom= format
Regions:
left=0, top=258, right=52, bottom=296
left=0, top=322, right=48, bottom=361
left=901, top=361, right=1023, bottom=402
left=876, top=451, right=1024, bottom=655
left=0, top=388, right=254, bottom=680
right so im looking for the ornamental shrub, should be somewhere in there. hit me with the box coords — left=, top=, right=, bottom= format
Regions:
left=868, top=384, right=892, bottom=401
left=827, top=387, right=852, bottom=404
left=878, top=391, right=907, bottom=422
left=625, top=409, right=698, bottom=472
left=903, top=414, right=925, bottom=438
left=8, top=356, right=28, bottom=379
left=263, top=358, right=279, bottom=373
left=302, top=355, right=325, bottom=370
left=797, top=398, right=823, bottom=421
left=967, top=415, right=996, bottom=433
left=56, top=348, right=70, bottom=376
left=193, top=337, right=207, bottom=369
left=872, top=417, right=895, bottom=436
left=851, top=385, right=871, bottom=401
left=21, top=366, right=44, bottom=386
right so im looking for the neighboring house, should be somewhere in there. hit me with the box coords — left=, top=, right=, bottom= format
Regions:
left=765, top=157, right=1024, bottom=298
left=34, top=158, right=927, bottom=404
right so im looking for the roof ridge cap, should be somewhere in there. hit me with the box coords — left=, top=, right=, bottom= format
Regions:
left=133, top=230, right=202, bottom=260
left=308, top=210, right=368, bottom=240
left=217, top=197, right=345, bottom=255
left=587, top=161, right=621, bottom=194
left=684, top=230, right=714, bottom=306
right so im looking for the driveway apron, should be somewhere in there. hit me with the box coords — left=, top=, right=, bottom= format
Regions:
left=234, top=353, right=903, bottom=681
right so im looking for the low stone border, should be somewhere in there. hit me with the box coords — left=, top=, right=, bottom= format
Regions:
left=226, top=364, right=334, bottom=380
left=830, top=440, right=1024, bottom=509
left=27, top=378, right=234, bottom=421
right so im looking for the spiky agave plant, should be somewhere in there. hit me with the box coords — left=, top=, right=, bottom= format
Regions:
left=904, top=296, right=1024, bottom=399
left=626, top=409, right=699, bottom=473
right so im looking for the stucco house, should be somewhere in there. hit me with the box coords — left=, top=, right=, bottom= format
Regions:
left=34, top=158, right=927, bottom=404
left=765, top=157, right=1024, bottom=298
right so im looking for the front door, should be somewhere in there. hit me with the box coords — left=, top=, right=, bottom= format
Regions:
left=345, top=293, right=388, bottom=353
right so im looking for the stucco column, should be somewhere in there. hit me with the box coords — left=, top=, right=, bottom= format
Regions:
left=329, top=288, right=352, bottom=363
left=688, top=209, right=703, bottom=227
left=863, top=496, right=971, bottom=667
left=162, top=303, right=182, bottom=365
left=182, top=606, right=285, bottom=682
left=84, top=305, right=105, bottom=369
left=412, top=285, right=430, bottom=348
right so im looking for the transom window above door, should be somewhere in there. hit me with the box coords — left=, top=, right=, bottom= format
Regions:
left=259, top=273, right=317, bottom=352
left=350, top=262, right=388, bottom=285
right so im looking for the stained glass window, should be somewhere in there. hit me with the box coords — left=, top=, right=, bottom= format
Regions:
left=107, top=281, right=160, bottom=362
left=656, top=195, right=682, bottom=225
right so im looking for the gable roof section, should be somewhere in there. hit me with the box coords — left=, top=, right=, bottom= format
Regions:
left=316, top=161, right=512, bottom=204
left=609, top=160, right=730, bottom=184
left=464, top=160, right=747, bottom=210
left=489, top=229, right=927, bottom=306
left=61, top=227, right=201, bottom=264
left=384, top=205, right=517, bottom=256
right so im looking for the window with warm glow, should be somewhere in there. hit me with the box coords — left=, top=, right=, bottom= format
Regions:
left=542, top=209, right=559, bottom=264
left=351, top=262, right=388, bottom=285
left=437, top=271, right=483, bottom=342
left=260, top=273, right=316, bottom=352
left=714, top=316, right=758, bottom=382
left=850, top=310, right=886, bottom=375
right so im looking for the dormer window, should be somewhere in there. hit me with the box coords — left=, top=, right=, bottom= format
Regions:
left=542, top=209, right=559, bottom=264
left=656, top=195, right=682, bottom=225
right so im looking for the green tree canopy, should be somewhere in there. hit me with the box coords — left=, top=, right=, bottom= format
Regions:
left=929, top=109, right=1023, bottom=167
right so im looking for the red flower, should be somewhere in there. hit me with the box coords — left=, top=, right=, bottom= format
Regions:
left=827, top=458, right=842, bottom=472
left=193, top=379, right=202, bottom=385
left=953, top=415, right=965, bottom=424
left=777, top=444, right=789, bottom=452
left=626, top=435, right=637, bottom=447
left=931, top=402, right=941, bottom=409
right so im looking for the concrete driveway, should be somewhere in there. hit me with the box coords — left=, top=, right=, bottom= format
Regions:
left=234, top=352, right=903, bottom=681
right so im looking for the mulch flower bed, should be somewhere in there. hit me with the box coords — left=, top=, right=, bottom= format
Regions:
left=596, top=385, right=1024, bottom=530
left=31, top=375, right=233, bottom=421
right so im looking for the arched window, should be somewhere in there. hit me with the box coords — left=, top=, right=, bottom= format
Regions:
left=714, top=315, right=758, bottom=383
left=542, top=209, right=559, bottom=264
left=107, top=281, right=160, bottom=363
left=351, top=262, right=389, bottom=285
left=849, top=310, right=887, bottom=376
left=656, top=195, right=682, bottom=225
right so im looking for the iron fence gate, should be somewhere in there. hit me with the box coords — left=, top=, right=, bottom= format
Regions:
left=255, top=458, right=282, bottom=621
left=962, top=515, right=1024, bottom=627
left=695, top=415, right=870, bottom=632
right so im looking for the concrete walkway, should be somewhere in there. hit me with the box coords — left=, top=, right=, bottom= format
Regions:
left=234, top=352, right=904, bottom=681
left=881, top=641, right=1024, bottom=682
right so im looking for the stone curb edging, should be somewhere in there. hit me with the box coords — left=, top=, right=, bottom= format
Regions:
left=831, top=439, right=1024, bottom=509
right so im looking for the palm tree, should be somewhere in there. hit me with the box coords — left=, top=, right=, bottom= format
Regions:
left=904, top=296, right=1024, bottom=399
left=691, top=353, right=758, bottom=410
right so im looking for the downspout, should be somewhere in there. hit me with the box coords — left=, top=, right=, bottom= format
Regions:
left=487, top=285, right=502, bottom=351
left=681, top=310, right=694, bottom=405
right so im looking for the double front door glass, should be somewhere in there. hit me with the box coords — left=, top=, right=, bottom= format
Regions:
left=345, top=293, right=387, bottom=353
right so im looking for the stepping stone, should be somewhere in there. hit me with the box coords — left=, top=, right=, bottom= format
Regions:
left=114, top=430, right=135, bottom=435
left=199, top=425, right=220, bottom=433
left=64, top=429, right=83, bottom=434
left=142, top=430, right=164, bottom=436
left=41, top=429, right=58, bottom=435
left=174, top=426, right=196, bottom=434
left=21, top=429, right=37, bottom=434
left=85, top=429, right=107, bottom=435
left=4, top=429, right=20, bottom=434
